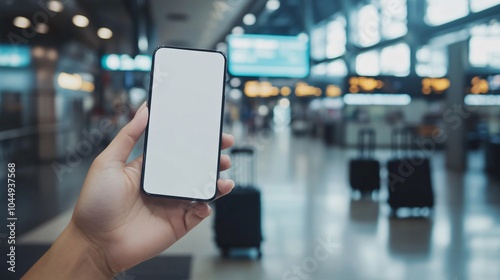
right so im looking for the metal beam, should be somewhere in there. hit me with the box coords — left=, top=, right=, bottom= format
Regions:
left=421, top=4, right=500, bottom=41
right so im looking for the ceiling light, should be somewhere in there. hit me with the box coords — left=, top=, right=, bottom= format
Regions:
left=232, top=26, right=244, bottom=35
left=229, top=89, right=242, bottom=100
left=47, top=49, right=58, bottom=60
left=243, top=14, right=256, bottom=25
left=72, top=15, right=89, bottom=28
left=32, top=47, right=45, bottom=58
left=58, top=72, right=83, bottom=91
left=35, top=23, right=49, bottom=34
left=230, top=77, right=241, bottom=87
left=13, top=16, right=30, bottom=28
left=266, top=0, right=280, bottom=11
left=138, top=36, right=148, bottom=52
left=258, top=105, right=269, bottom=116
left=97, top=27, right=113, bottom=39
left=47, top=0, right=64, bottom=12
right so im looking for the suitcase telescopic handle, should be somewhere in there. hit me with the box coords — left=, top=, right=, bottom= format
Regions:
left=391, top=127, right=414, bottom=158
left=231, top=147, right=254, bottom=155
left=230, top=146, right=256, bottom=188
left=358, top=128, right=376, bottom=158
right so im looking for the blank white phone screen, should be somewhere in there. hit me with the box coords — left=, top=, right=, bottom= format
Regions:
left=142, top=47, right=226, bottom=200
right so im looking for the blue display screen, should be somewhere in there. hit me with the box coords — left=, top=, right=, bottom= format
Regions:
left=228, top=34, right=310, bottom=78
left=0, top=45, right=31, bottom=67
left=101, top=54, right=152, bottom=71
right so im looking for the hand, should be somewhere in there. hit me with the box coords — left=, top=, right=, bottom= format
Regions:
left=71, top=102, right=235, bottom=274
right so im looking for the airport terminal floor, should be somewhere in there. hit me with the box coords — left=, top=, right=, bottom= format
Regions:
left=10, top=125, right=500, bottom=280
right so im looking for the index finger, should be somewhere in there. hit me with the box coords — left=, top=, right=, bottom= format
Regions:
left=221, top=133, right=234, bottom=150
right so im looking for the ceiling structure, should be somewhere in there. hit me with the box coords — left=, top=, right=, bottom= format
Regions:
left=149, top=0, right=254, bottom=49
left=0, top=0, right=131, bottom=52
left=0, top=0, right=342, bottom=54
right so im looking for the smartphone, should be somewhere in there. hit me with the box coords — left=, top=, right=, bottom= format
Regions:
left=141, top=46, right=226, bottom=201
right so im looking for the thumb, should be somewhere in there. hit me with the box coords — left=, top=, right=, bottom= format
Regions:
left=102, top=102, right=148, bottom=164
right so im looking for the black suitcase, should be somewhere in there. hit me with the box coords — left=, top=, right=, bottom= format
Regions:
left=214, top=147, right=262, bottom=258
left=349, top=128, right=381, bottom=193
left=387, top=128, right=434, bottom=211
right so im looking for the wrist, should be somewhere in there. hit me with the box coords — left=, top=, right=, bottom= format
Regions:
left=23, top=222, right=115, bottom=280
left=64, top=222, right=115, bottom=279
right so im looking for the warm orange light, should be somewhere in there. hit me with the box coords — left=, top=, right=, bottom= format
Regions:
left=244, top=81, right=259, bottom=97
left=57, top=72, right=94, bottom=92
left=422, top=78, right=432, bottom=87
left=431, top=78, right=450, bottom=92
left=470, top=76, right=489, bottom=95
left=349, top=77, right=384, bottom=93
left=421, top=78, right=451, bottom=95
left=244, top=81, right=282, bottom=98
left=272, top=86, right=280, bottom=96
left=362, top=78, right=383, bottom=91
left=295, top=82, right=322, bottom=97
left=281, top=86, right=291, bottom=96
left=326, top=85, right=342, bottom=97
left=471, top=76, right=481, bottom=85
left=422, top=88, right=432, bottom=95
left=81, top=81, right=95, bottom=92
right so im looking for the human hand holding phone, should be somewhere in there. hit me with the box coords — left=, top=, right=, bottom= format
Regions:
left=24, top=103, right=235, bottom=279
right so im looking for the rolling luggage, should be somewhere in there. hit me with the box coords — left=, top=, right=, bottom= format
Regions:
left=214, top=147, right=262, bottom=258
left=387, top=128, right=434, bottom=211
left=349, top=128, right=381, bottom=193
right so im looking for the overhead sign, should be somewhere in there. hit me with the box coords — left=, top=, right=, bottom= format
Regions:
left=346, top=76, right=448, bottom=98
left=101, top=54, right=151, bottom=71
left=0, top=45, right=30, bottom=67
left=228, top=34, right=310, bottom=78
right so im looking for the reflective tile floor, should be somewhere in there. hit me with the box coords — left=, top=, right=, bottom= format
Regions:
left=15, top=127, right=500, bottom=280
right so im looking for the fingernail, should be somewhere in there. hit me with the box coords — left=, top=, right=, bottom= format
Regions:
left=135, top=102, right=147, bottom=117
left=193, top=202, right=207, bottom=211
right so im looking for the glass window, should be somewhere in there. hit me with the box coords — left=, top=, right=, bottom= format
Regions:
left=311, top=25, right=326, bottom=60
left=380, top=43, right=410, bottom=76
left=416, top=45, right=448, bottom=77
left=327, top=59, right=348, bottom=77
left=356, top=50, right=380, bottom=76
left=469, top=22, right=500, bottom=68
left=425, top=0, right=469, bottom=26
left=380, top=0, right=408, bottom=39
left=311, top=63, right=327, bottom=77
left=326, top=16, right=347, bottom=59
left=356, top=44, right=410, bottom=77
left=470, top=0, right=500, bottom=12
left=469, top=37, right=500, bottom=68
left=355, top=4, right=381, bottom=47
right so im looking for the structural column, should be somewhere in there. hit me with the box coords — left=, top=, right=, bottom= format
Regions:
left=445, top=42, right=468, bottom=171
left=35, top=55, right=58, bottom=161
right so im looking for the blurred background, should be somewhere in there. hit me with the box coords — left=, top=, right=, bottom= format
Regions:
left=1, top=0, right=500, bottom=279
